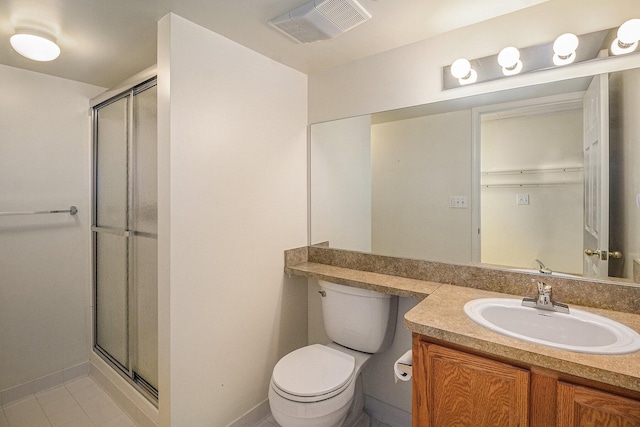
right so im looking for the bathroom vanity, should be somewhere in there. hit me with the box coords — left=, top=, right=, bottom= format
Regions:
left=412, top=336, right=640, bottom=426
left=407, top=285, right=640, bottom=427
left=284, top=245, right=640, bottom=427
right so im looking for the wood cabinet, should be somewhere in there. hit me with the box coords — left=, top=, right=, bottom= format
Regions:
left=413, top=339, right=529, bottom=426
left=557, top=382, right=640, bottom=426
left=413, top=334, right=640, bottom=427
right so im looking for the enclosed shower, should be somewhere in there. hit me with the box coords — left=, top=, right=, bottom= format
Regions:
left=92, top=77, right=158, bottom=401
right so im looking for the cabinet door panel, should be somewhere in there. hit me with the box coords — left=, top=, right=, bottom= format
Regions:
left=557, top=382, right=640, bottom=427
left=421, top=343, right=529, bottom=427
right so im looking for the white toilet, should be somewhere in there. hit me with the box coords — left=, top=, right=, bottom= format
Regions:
left=269, top=280, right=398, bottom=427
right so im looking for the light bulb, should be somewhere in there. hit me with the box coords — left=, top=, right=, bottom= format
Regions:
left=553, top=33, right=579, bottom=66
left=451, top=58, right=471, bottom=79
left=618, top=18, right=640, bottom=45
left=611, top=18, right=640, bottom=55
left=450, top=58, right=477, bottom=85
left=459, top=69, right=477, bottom=85
left=498, top=47, right=522, bottom=75
left=10, top=28, right=60, bottom=61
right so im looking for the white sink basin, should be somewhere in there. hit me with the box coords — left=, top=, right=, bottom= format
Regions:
left=464, top=298, right=640, bottom=354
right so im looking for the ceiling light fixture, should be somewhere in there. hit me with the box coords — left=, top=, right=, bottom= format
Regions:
left=450, top=58, right=477, bottom=85
left=552, top=33, right=579, bottom=66
left=611, top=18, right=640, bottom=55
left=10, top=27, right=61, bottom=62
left=498, top=47, right=523, bottom=75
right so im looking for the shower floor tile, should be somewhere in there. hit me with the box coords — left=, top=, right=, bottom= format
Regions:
left=0, top=377, right=137, bottom=427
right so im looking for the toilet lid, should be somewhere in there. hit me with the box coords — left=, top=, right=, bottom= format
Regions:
left=272, top=344, right=355, bottom=397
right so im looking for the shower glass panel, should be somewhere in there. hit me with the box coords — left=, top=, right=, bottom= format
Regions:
left=95, top=234, right=129, bottom=367
left=131, top=85, right=158, bottom=391
left=93, top=78, right=157, bottom=401
left=95, top=96, right=130, bottom=370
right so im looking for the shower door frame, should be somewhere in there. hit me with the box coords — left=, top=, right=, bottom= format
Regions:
left=91, top=76, right=158, bottom=404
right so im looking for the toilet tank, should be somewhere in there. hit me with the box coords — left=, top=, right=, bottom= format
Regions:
left=319, top=280, right=398, bottom=353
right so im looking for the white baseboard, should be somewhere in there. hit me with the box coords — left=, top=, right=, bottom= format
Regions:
left=364, top=395, right=411, bottom=427
left=227, top=398, right=271, bottom=427
left=0, top=362, right=90, bottom=407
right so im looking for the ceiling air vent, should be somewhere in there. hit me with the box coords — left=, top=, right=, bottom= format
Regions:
left=268, top=0, right=372, bottom=44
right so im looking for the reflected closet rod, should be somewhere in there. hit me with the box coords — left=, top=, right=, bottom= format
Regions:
left=0, top=206, right=78, bottom=217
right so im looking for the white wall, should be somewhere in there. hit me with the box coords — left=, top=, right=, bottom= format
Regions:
left=481, top=110, right=584, bottom=274
left=371, top=110, right=473, bottom=263
left=361, top=297, right=417, bottom=416
left=308, top=0, right=640, bottom=123
left=157, top=14, right=308, bottom=426
left=0, top=65, right=104, bottom=392
left=310, top=115, right=372, bottom=251
left=609, top=68, right=640, bottom=279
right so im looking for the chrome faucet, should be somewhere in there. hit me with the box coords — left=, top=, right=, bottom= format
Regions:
left=535, top=259, right=552, bottom=275
left=522, top=281, right=569, bottom=313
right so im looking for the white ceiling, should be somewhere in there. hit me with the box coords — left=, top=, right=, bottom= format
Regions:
left=0, top=0, right=550, bottom=88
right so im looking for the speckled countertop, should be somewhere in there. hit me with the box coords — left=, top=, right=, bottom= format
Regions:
left=285, top=246, right=640, bottom=394
left=285, top=261, right=438, bottom=299
left=405, top=284, right=640, bottom=393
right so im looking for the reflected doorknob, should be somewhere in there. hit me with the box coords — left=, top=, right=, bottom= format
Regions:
left=609, top=251, right=623, bottom=259
left=584, top=249, right=623, bottom=260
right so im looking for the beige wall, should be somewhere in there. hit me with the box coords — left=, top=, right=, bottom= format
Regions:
left=371, top=110, right=473, bottom=263
left=310, top=115, right=372, bottom=251
left=0, top=65, right=104, bottom=392
left=308, top=0, right=640, bottom=123
left=306, top=0, right=640, bottom=417
left=609, top=68, right=640, bottom=279
left=481, top=110, right=584, bottom=274
left=157, top=14, right=308, bottom=426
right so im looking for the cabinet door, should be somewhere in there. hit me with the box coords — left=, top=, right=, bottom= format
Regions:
left=557, top=382, right=640, bottom=426
left=414, top=341, right=529, bottom=427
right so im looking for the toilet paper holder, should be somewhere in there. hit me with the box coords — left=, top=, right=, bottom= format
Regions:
left=394, top=350, right=413, bottom=382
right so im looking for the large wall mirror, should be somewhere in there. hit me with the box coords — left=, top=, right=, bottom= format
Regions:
left=310, top=63, right=640, bottom=284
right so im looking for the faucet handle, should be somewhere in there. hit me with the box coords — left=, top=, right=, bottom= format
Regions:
left=535, top=259, right=552, bottom=274
left=537, top=281, right=551, bottom=295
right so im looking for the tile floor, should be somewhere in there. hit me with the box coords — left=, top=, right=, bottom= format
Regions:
left=1, top=376, right=392, bottom=427
left=0, top=376, right=136, bottom=427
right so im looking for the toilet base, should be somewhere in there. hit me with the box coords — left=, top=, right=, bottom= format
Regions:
left=269, top=373, right=371, bottom=427
left=340, top=374, right=369, bottom=427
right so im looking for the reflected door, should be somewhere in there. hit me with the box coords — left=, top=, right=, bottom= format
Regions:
left=93, top=78, right=158, bottom=398
left=583, top=74, right=610, bottom=278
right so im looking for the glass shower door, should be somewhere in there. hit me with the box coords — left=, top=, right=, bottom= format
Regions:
left=95, top=95, right=130, bottom=370
left=93, top=78, right=158, bottom=399
left=130, top=84, right=158, bottom=392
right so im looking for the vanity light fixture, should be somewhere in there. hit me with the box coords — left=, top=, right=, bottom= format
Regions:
left=450, top=58, right=477, bottom=85
left=498, top=47, right=523, bottom=75
left=443, top=21, right=640, bottom=89
left=611, top=18, right=640, bottom=55
left=9, top=27, right=60, bottom=62
left=552, top=33, right=579, bottom=66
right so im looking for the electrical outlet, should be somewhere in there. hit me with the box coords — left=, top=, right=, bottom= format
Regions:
left=450, top=196, right=468, bottom=208
left=517, top=194, right=530, bottom=205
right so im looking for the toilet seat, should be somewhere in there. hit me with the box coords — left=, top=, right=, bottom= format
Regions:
left=271, top=344, right=355, bottom=403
